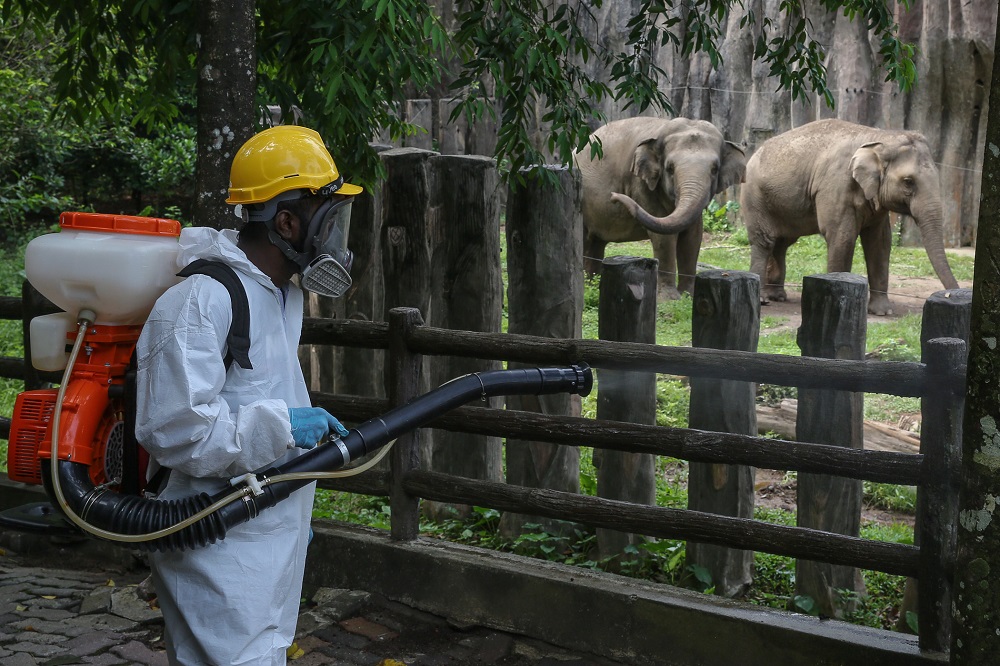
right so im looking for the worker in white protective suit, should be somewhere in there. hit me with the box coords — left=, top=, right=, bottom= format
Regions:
left=135, top=125, right=363, bottom=666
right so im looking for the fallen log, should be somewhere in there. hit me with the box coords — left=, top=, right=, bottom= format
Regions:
left=757, top=399, right=920, bottom=454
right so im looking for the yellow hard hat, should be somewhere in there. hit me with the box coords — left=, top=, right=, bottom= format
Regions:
left=226, top=125, right=363, bottom=206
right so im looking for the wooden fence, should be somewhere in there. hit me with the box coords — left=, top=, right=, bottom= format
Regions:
left=0, top=274, right=969, bottom=658
left=306, top=295, right=967, bottom=654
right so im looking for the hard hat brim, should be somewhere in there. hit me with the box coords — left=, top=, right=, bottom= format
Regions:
left=338, top=182, right=364, bottom=196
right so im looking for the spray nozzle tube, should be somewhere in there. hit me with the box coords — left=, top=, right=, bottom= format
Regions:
left=50, top=362, right=593, bottom=552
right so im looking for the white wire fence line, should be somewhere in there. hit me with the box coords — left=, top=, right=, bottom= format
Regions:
left=646, top=84, right=987, bottom=175
left=584, top=255, right=967, bottom=305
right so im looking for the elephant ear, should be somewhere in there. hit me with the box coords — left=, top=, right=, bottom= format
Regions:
left=631, top=138, right=662, bottom=192
left=850, top=142, right=883, bottom=206
left=715, top=140, right=747, bottom=194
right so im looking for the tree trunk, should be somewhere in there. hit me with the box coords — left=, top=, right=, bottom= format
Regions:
left=951, top=6, right=1000, bottom=659
left=194, top=0, right=256, bottom=230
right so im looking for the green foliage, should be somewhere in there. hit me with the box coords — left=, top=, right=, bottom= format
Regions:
left=257, top=0, right=449, bottom=183
left=702, top=199, right=740, bottom=234
left=0, top=12, right=196, bottom=233
left=312, top=490, right=392, bottom=529
left=2, top=0, right=919, bottom=190
left=864, top=483, right=918, bottom=515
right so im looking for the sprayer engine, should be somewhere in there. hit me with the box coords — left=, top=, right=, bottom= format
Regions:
left=8, top=324, right=147, bottom=494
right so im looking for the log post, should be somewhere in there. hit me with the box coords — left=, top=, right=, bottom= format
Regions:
left=21, top=281, right=47, bottom=391
left=920, top=288, right=973, bottom=350
left=331, top=147, right=389, bottom=399
left=500, top=165, right=585, bottom=539
left=896, top=289, right=972, bottom=635
left=596, top=256, right=658, bottom=563
left=686, top=270, right=760, bottom=597
left=380, top=148, right=437, bottom=464
left=380, top=148, right=436, bottom=318
left=421, top=154, right=504, bottom=522
left=917, top=337, right=966, bottom=651
left=387, top=307, right=425, bottom=541
left=795, top=273, right=868, bottom=618
left=894, top=289, right=973, bottom=637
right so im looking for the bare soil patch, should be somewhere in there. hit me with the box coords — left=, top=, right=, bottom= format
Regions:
left=758, top=263, right=974, bottom=336
left=753, top=467, right=915, bottom=528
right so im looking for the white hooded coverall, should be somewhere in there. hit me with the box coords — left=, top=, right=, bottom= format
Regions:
left=135, top=226, right=315, bottom=666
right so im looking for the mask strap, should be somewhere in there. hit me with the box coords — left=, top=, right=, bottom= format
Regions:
left=265, top=226, right=311, bottom=271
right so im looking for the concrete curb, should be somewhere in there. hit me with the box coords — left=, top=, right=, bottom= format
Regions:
left=0, top=479, right=945, bottom=665
left=304, top=521, right=945, bottom=666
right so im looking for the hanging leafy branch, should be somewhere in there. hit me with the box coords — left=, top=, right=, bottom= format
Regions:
left=1, top=0, right=918, bottom=188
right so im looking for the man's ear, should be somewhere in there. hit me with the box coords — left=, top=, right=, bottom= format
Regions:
left=273, top=209, right=300, bottom=242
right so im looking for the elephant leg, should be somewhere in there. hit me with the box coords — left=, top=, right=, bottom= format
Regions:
left=583, top=230, right=607, bottom=276
left=824, top=230, right=857, bottom=274
left=649, top=232, right=680, bottom=300
left=860, top=220, right=893, bottom=315
left=749, top=237, right=775, bottom=305
left=675, top=220, right=703, bottom=296
left=764, top=238, right=792, bottom=302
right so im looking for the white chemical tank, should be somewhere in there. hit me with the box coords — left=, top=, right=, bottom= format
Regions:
left=25, top=212, right=182, bottom=370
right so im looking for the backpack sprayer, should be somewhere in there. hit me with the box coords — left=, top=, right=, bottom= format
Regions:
left=2, top=213, right=593, bottom=552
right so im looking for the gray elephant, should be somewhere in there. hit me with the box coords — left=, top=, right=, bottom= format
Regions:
left=740, top=118, right=959, bottom=315
left=575, top=117, right=747, bottom=299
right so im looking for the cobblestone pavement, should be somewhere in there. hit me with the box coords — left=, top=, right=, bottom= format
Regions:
left=0, top=537, right=625, bottom=666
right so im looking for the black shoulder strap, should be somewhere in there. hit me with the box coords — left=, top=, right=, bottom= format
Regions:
left=176, top=259, right=253, bottom=370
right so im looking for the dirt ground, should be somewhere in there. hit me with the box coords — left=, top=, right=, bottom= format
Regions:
left=755, top=246, right=976, bottom=336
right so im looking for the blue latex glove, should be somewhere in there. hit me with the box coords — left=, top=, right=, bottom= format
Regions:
left=288, top=407, right=349, bottom=449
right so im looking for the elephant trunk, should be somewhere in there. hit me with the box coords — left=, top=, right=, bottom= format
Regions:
left=912, top=199, right=960, bottom=290
left=611, top=178, right=711, bottom=236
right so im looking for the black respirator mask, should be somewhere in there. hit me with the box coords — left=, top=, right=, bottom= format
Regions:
left=296, top=196, right=354, bottom=298
left=245, top=189, right=355, bottom=299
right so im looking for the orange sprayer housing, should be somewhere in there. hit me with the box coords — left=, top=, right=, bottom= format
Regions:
left=8, top=324, right=148, bottom=490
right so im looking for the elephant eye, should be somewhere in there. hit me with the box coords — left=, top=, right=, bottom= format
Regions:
left=665, top=164, right=675, bottom=176
left=902, top=177, right=915, bottom=188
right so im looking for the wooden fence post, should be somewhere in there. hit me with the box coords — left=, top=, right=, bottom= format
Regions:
left=917, top=337, right=966, bottom=651
left=921, top=288, right=973, bottom=349
left=596, top=256, right=658, bottom=563
left=380, top=147, right=437, bottom=461
left=896, top=288, right=973, bottom=636
left=500, top=166, right=584, bottom=539
left=21, top=281, right=47, bottom=391
left=687, top=270, right=760, bottom=597
left=421, top=154, right=504, bottom=522
left=795, top=272, right=867, bottom=618
left=387, top=307, right=425, bottom=541
left=331, top=147, right=389, bottom=399
left=380, top=148, right=436, bottom=319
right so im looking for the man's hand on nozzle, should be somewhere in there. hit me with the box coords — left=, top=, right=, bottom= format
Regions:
left=288, top=407, right=350, bottom=449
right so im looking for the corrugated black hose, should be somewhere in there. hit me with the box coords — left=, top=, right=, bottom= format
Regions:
left=50, top=364, right=592, bottom=552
